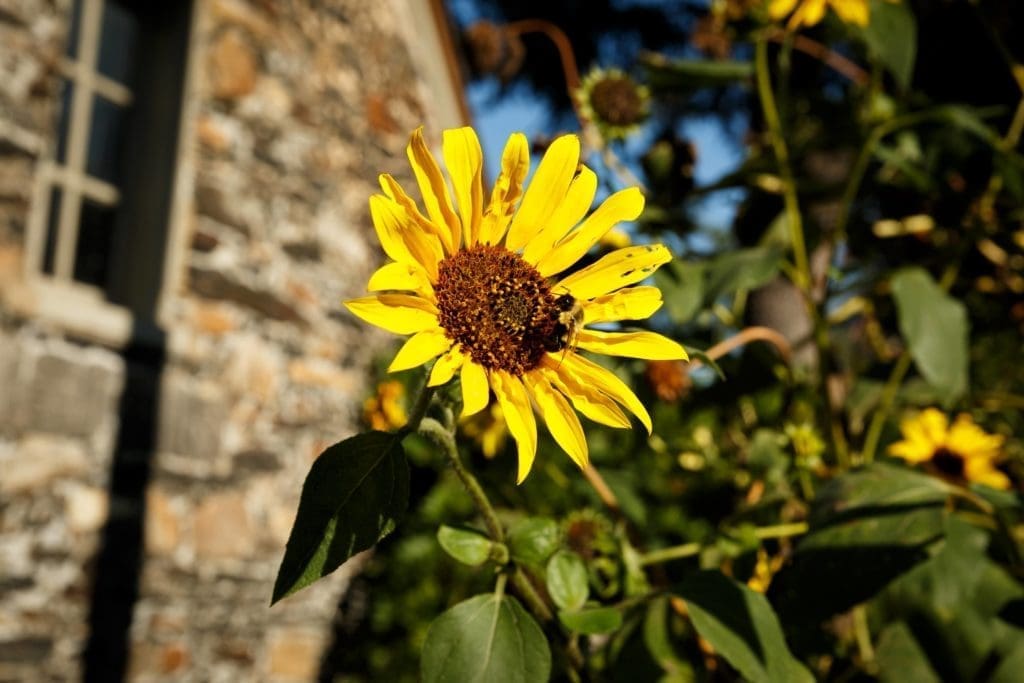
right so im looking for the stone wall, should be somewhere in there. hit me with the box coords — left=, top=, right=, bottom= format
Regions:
left=0, top=0, right=461, bottom=680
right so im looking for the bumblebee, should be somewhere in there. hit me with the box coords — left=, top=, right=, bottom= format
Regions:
left=544, top=293, right=584, bottom=353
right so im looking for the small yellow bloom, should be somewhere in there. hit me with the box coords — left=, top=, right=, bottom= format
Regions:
left=461, top=403, right=508, bottom=459
left=888, top=408, right=1011, bottom=490
left=768, top=0, right=870, bottom=29
left=345, top=127, right=687, bottom=482
left=747, top=547, right=784, bottom=593
left=363, top=380, right=409, bottom=431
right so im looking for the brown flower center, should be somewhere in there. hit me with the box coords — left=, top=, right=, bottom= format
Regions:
left=435, top=245, right=562, bottom=375
left=590, top=75, right=645, bottom=127
left=931, top=447, right=965, bottom=478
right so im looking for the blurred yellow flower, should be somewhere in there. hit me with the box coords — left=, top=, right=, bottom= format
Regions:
left=747, top=547, right=784, bottom=593
left=461, top=403, right=508, bottom=459
left=363, top=380, right=408, bottom=431
left=768, top=0, right=870, bottom=29
left=345, top=126, right=687, bottom=482
left=888, top=408, right=1011, bottom=490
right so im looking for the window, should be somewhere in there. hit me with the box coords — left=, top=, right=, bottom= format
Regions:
left=24, top=0, right=193, bottom=324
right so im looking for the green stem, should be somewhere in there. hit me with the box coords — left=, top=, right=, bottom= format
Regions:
left=401, top=379, right=436, bottom=435
left=754, top=521, right=809, bottom=540
left=860, top=352, right=913, bottom=465
left=510, top=567, right=554, bottom=622
left=755, top=37, right=810, bottom=292
left=638, top=542, right=702, bottom=567
left=418, top=418, right=505, bottom=543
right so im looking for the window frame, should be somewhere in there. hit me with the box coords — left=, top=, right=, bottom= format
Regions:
left=11, top=0, right=200, bottom=348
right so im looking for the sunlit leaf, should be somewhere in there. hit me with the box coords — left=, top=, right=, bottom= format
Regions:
left=438, top=525, right=496, bottom=567
left=559, top=606, right=623, bottom=634
left=546, top=550, right=589, bottom=611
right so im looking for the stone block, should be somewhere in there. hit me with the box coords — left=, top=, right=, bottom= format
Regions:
left=63, top=483, right=109, bottom=534
left=1, top=433, right=89, bottom=494
left=265, top=627, right=326, bottom=681
left=194, top=491, right=253, bottom=559
left=208, top=28, right=258, bottom=100
left=20, top=337, right=125, bottom=440
left=144, top=487, right=182, bottom=556
left=156, top=372, right=226, bottom=458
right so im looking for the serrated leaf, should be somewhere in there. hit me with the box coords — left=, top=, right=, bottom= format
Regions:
left=546, top=550, right=590, bottom=611
left=862, top=0, right=917, bottom=90
left=891, top=267, right=969, bottom=404
left=508, top=517, right=561, bottom=566
left=559, top=606, right=623, bottom=634
left=676, top=571, right=813, bottom=683
left=421, top=593, right=550, bottom=683
left=271, top=431, right=409, bottom=604
left=438, top=525, right=494, bottom=566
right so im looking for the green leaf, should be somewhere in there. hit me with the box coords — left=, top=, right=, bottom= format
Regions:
left=437, top=525, right=496, bottom=567
left=686, top=347, right=726, bottom=381
left=704, top=246, right=783, bottom=304
left=891, top=267, right=969, bottom=404
left=862, top=0, right=917, bottom=90
left=770, top=464, right=950, bottom=623
left=642, top=52, right=754, bottom=90
left=875, top=622, right=941, bottom=683
left=559, top=606, right=623, bottom=634
left=643, top=595, right=692, bottom=678
left=546, top=550, right=590, bottom=611
left=507, top=517, right=561, bottom=566
left=675, top=571, right=813, bottom=683
left=421, top=593, right=550, bottom=683
left=656, top=260, right=706, bottom=323
left=271, top=431, right=409, bottom=604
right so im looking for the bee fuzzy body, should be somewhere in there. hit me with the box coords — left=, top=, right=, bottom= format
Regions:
left=544, top=293, right=584, bottom=354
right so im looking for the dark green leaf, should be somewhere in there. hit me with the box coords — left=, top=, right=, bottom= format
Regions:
left=891, top=267, right=969, bottom=403
left=559, top=606, right=623, bottom=634
left=861, top=0, right=917, bottom=90
left=421, top=593, right=550, bottom=683
left=676, top=571, right=813, bottom=683
left=656, top=260, right=706, bottom=323
left=271, top=431, right=409, bottom=604
left=643, top=595, right=692, bottom=678
left=546, top=550, right=589, bottom=611
left=438, top=525, right=495, bottom=567
left=507, top=517, right=561, bottom=566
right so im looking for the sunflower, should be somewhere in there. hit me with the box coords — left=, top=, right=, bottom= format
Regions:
left=888, top=408, right=1011, bottom=490
left=768, top=0, right=870, bottom=29
left=345, top=127, right=687, bottom=482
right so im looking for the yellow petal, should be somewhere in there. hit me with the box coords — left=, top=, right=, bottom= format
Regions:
left=443, top=127, right=485, bottom=247
left=388, top=328, right=452, bottom=372
left=379, top=173, right=454, bottom=255
left=461, top=360, right=490, bottom=418
left=344, top=295, right=439, bottom=335
left=480, top=133, right=530, bottom=246
left=887, top=439, right=934, bottom=464
left=369, top=195, right=443, bottom=281
left=523, top=371, right=588, bottom=469
left=367, top=261, right=434, bottom=298
left=505, top=134, right=581, bottom=251
left=582, top=286, right=662, bottom=323
left=521, top=166, right=597, bottom=265
left=555, top=244, right=673, bottom=300
left=791, top=0, right=827, bottom=27
left=407, top=126, right=461, bottom=252
left=536, top=187, right=645, bottom=277
left=491, top=371, right=538, bottom=483
left=830, top=0, right=869, bottom=27
left=428, top=344, right=466, bottom=387
left=541, top=361, right=631, bottom=429
left=768, top=0, right=799, bottom=19
left=561, top=353, right=652, bottom=433
left=964, top=460, right=1012, bottom=490
left=946, top=415, right=1004, bottom=460
left=576, top=329, right=688, bottom=360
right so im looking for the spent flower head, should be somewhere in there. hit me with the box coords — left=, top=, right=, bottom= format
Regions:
left=345, top=126, right=686, bottom=482
left=577, top=68, right=651, bottom=142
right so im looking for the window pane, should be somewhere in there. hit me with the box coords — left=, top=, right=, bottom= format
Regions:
left=55, top=79, right=74, bottom=164
left=41, top=188, right=63, bottom=275
left=73, top=198, right=116, bottom=288
left=86, top=95, right=127, bottom=185
left=65, top=0, right=82, bottom=58
left=97, top=1, right=140, bottom=85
